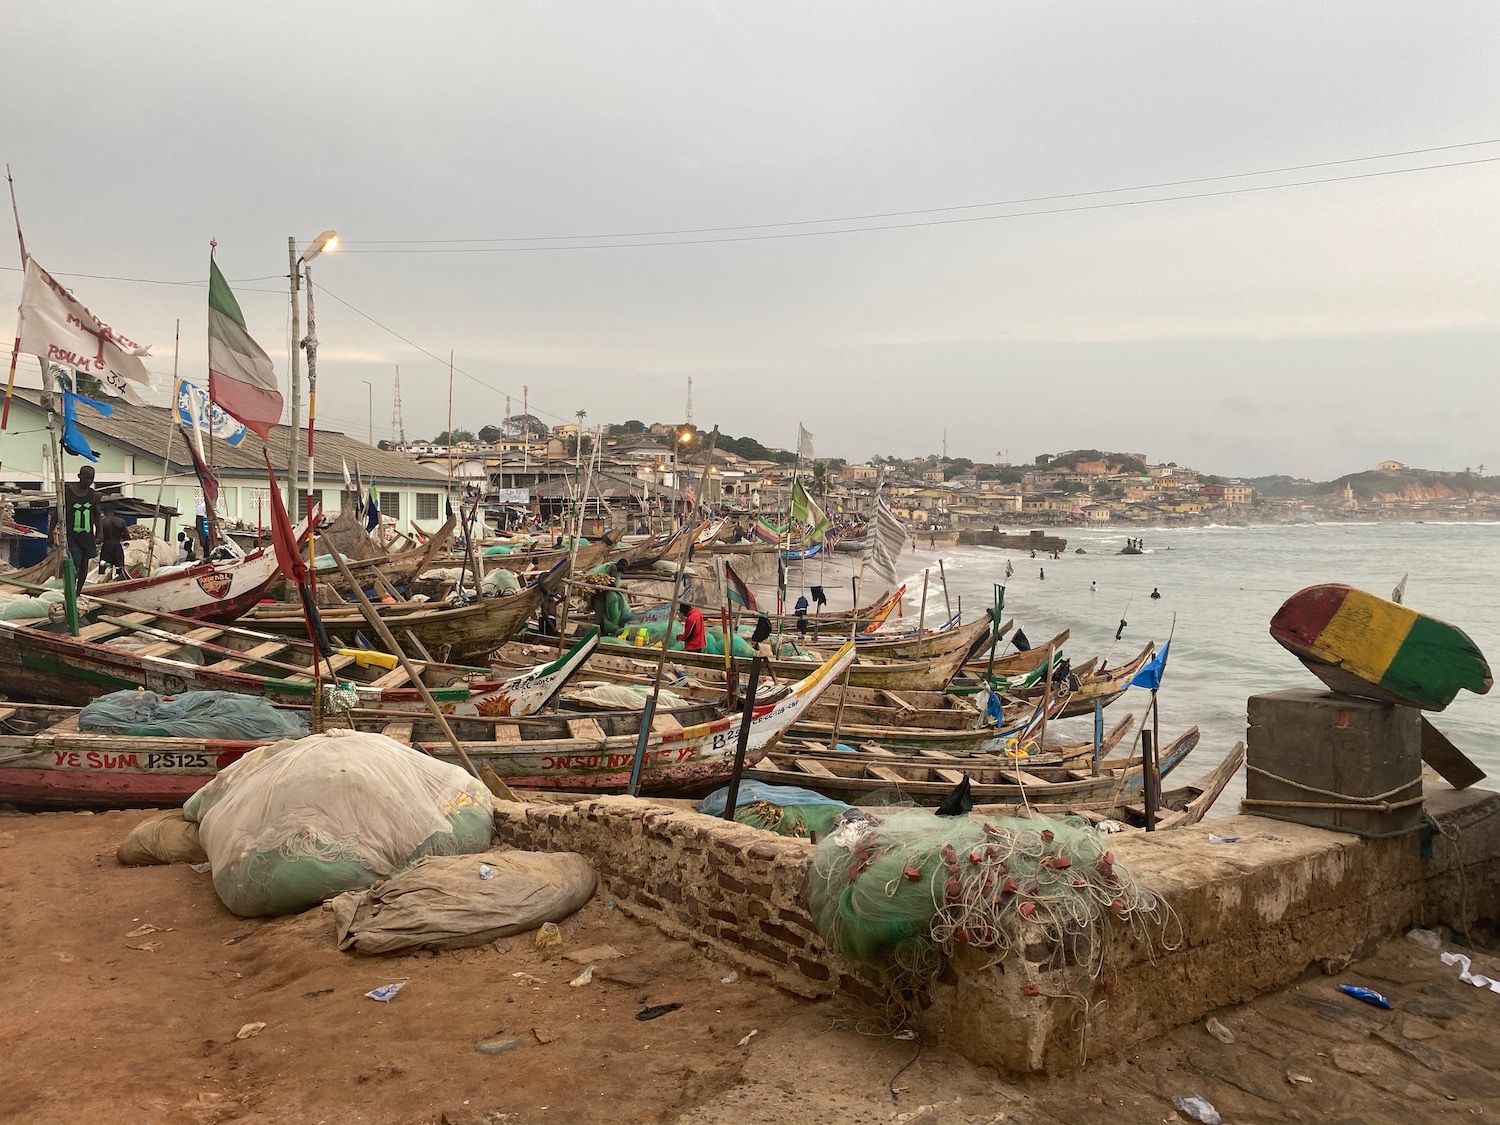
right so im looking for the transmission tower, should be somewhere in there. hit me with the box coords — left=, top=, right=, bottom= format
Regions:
left=685, top=376, right=694, bottom=427
left=391, top=365, right=407, bottom=449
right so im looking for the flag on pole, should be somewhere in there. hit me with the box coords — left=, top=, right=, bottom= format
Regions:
left=1130, top=642, right=1171, bottom=691
left=752, top=516, right=784, bottom=543
left=261, top=450, right=332, bottom=655
left=790, top=477, right=829, bottom=540
left=208, top=256, right=281, bottom=439
left=796, top=423, right=816, bottom=459
left=342, top=458, right=353, bottom=491
left=176, top=379, right=248, bottom=445
left=682, top=468, right=697, bottom=508
left=866, top=495, right=906, bottom=588
left=365, top=484, right=381, bottom=532
left=353, top=461, right=366, bottom=514
left=725, top=560, right=757, bottom=611
left=18, top=259, right=152, bottom=403
left=59, top=385, right=113, bottom=462
left=182, top=425, right=219, bottom=507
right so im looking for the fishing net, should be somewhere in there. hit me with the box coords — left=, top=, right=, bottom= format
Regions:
left=184, top=730, right=494, bottom=917
left=808, top=809, right=1171, bottom=977
left=80, top=689, right=308, bottom=741
left=698, top=782, right=856, bottom=839
left=613, top=620, right=756, bottom=658
left=566, top=682, right=691, bottom=711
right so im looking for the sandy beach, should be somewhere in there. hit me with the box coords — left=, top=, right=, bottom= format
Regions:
left=4, top=808, right=1499, bottom=1125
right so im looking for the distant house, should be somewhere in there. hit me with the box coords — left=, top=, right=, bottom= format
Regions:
left=1377, top=460, right=1407, bottom=472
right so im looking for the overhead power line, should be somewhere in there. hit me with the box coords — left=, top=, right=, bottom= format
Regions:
left=336, top=155, right=1500, bottom=254
left=339, top=138, right=1500, bottom=248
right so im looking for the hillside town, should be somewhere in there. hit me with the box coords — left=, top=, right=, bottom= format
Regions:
left=393, top=422, right=1500, bottom=530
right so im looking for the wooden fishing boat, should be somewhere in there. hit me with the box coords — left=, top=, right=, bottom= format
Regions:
left=960, top=629, right=1070, bottom=679
left=245, top=587, right=543, bottom=663
left=724, top=586, right=906, bottom=635
left=1002, top=643, right=1156, bottom=718
left=0, top=642, right=855, bottom=807
left=514, top=619, right=978, bottom=691
left=4, top=547, right=284, bottom=625
left=313, top=513, right=456, bottom=590
left=744, top=725, right=1199, bottom=806
left=1269, top=584, right=1492, bottom=710
left=1056, top=742, right=1246, bottom=830
left=0, top=595, right=599, bottom=715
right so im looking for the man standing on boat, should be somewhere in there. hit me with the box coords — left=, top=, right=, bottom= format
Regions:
left=50, top=465, right=101, bottom=595
left=677, top=601, right=708, bottom=653
left=98, top=505, right=128, bottom=580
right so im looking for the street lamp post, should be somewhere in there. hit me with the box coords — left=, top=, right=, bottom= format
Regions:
left=674, top=427, right=694, bottom=531
left=286, top=229, right=337, bottom=504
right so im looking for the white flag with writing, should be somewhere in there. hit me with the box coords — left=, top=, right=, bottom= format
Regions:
left=18, top=259, right=153, bottom=401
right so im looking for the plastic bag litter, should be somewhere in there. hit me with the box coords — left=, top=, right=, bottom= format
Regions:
left=81, top=689, right=308, bottom=741
left=482, top=567, right=521, bottom=597
left=184, top=730, right=494, bottom=917
left=116, top=809, right=208, bottom=866
left=331, top=850, right=596, bottom=954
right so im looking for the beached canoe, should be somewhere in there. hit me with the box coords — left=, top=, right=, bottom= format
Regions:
left=0, top=596, right=599, bottom=715
left=1269, top=584, right=1492, bottom=710
left=0, top=642, right=855, bottom=806
left=744, top=725, right=1199, bottom=807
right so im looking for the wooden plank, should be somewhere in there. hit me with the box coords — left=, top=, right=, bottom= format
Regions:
left=367, top=666, right=414, bottom=691
left=566, top=717, right=607, bottom=741
left=867, top=765, right=908, bottom=784
left=75, top=620, right=127, bottom=642
left=491, top=724, right=523, bottom=745
left=793, top=757, right=838, bottom=778
left=863, top=744, right=899, bottom=757
left=380, top=721, right=414, bottom=744
left=208, top=639, right=290, bottom=670
left=932, top=767, right=967, bottom=785
left=0, top=706, right=16, bottom=722
left=650, top=713, right=683, bottom=733
left=1420, top=717, right=1486, bottom=790
left=880, top=690, right=917, bottom=712
left=1000, top=765, right=1053, bottom=787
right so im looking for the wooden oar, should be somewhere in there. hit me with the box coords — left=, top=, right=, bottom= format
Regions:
left=329, top=548, right=521, bottom=803
left=1420, top=718, right=1486, bottom=790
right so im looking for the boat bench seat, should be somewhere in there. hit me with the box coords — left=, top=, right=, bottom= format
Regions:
left=565, top=718, right=607, bottom=741
left=866, top=765, right=909, bottom=784
left=380, top=721, right=414, bottom=744
left=208, top=640, right=288, bottom=671
left=650, top=713, right=683, bottom=734
left=792, top=757, right=838, bottom=778
left=491, top=724, right=522, bottom=745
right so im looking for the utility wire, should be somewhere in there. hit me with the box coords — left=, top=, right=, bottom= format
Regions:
left=341, top=138, right=1500, bottom=246
left=335, top=156, right=1500, bottom=253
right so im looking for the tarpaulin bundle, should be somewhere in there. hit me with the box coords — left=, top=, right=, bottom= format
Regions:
left=807, top=809, right=1170, bottom=972
left=699, top=782, right=856, bottom=840
left=184, top=731, right=493, bottom=917
left=80, top=689, right=307, bottom=741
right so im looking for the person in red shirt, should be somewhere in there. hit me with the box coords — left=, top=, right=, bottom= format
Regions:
left=676, top=602, right=707, bottom=652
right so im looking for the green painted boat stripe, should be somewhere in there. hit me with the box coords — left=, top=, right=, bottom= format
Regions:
left=1381, top=614, right=1490, bottom=708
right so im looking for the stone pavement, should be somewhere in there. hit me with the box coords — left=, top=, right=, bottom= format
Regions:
left=675, top=931, right=1500, bottom=1124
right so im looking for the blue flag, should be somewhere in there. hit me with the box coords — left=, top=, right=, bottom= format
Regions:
left=1130, top=641, right=1171, bottom=692
left=60, top=387, right=113, bottom=462
left=984, top=689, right=1005, bottom=726
left=365, top=484, right=380, bottom=531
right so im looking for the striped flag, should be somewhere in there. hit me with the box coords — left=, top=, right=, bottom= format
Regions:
left=866, top=496, right=907, bottom=587
left=725, top=561, right=757, bottom=611
left=791, top=477, right=829, bottom=540
left=208, top=255, right=281, bottom=439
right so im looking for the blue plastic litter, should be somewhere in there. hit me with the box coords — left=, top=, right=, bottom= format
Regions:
left=365, top=981, right=408, bottom=1002
left=1339, top=984, right=1392, bottom=1009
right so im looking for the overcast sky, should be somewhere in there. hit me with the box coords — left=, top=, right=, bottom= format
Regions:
left=3, top=1, right=1497, bottom=478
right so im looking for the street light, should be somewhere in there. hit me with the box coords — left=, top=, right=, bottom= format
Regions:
left=287, top=229, right=338, bottom=505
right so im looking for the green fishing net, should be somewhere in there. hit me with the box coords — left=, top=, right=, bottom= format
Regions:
left=807, top=809, right=1168, bottom=973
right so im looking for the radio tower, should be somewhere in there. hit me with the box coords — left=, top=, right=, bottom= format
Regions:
left=391, top=366, right=407, bottom=450
left=684, top=376, right=694, bottom=427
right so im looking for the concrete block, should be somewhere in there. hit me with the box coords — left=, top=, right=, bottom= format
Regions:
left=1246, top=688, right=1422, bottom=838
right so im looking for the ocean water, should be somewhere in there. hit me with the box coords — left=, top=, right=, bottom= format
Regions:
left=890, top=524, right=1500, bottom=816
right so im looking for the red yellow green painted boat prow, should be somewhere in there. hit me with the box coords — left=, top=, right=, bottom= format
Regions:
left=1269, top=584, right=1492, bottom=711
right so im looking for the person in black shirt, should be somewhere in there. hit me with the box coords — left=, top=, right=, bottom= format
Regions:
left=98, top=505, right=128, bottom=579
left=50, top=465, right=101, bottom=594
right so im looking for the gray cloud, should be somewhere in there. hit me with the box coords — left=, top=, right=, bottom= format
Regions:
left=2, top=0, right=1497, bottom=477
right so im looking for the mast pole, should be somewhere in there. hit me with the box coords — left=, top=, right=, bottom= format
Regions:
left=2, top=163, right=31, bottom=471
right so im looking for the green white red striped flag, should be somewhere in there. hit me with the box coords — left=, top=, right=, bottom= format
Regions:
left=208, top=256, right=281, bottom=439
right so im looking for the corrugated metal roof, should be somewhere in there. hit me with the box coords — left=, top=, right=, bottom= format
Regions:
left=10, top=389, right=445, bottom=485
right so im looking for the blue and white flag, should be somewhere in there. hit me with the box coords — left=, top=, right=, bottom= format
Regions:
left=1130, top=642, right=1171, bottom=692
left=61, top=386, right=112, bottom=462
left=177, top=379, right=248, bottom=446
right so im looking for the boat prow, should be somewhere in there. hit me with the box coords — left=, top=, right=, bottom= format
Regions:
left=1270, top=584, right=1491, bottom=710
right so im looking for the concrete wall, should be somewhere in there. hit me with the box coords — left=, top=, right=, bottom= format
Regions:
left=493, top=784, right=1500, bottom=1075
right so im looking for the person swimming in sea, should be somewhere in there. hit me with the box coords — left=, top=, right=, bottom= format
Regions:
left=1150, top=587, right=1161, bottom=600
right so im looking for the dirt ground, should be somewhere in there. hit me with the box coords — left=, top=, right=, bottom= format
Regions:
left=3, top=809, right=1498, bottom=1125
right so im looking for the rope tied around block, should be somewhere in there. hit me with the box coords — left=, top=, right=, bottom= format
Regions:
left=1240, top=764, right=1425, bottom=814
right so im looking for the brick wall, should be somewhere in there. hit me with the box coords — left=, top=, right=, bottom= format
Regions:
left=490, top=796, right=888, bottom=1003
